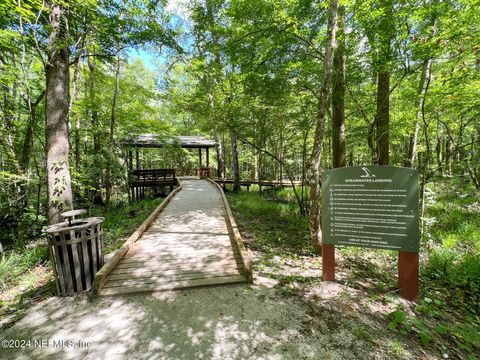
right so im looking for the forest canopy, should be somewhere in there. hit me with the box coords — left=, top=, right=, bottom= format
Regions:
left=2, top=0, right=479, bottom=246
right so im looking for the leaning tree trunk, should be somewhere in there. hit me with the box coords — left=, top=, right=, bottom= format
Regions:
left=331, top=4, right=346, bottom=169
left=45, top=4, right=73, bottom=224
left=307, top=0, right=339, bottom=255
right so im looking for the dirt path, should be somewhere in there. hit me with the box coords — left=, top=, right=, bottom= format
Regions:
left=2, top=273, right=433, bottom=360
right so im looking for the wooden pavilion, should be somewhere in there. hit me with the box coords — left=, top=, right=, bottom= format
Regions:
left=121, top=134, right=218, bottom=201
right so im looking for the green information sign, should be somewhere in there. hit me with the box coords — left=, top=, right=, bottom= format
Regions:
left=322, top=165, right=419, bottom=252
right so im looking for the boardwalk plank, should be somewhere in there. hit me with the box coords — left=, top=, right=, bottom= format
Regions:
left=117, top=253, right=241, bottom=265
left=104, top=272, right=245, bottom=288
left=111, top=262, right=244, bottom=275
left=108, top=268, right=243, bottom=281
left=99, top=275, right=246, bottom=296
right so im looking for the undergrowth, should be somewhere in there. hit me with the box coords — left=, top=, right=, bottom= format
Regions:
left=0, top=196, right=163, bottom=327
left=227, top=179, right=480, bottom=358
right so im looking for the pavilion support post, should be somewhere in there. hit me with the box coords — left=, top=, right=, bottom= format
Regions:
left=198, top=148, right=202, bottom=167
left=128, top=150, right=133, bottom=172
left=216, top=146, right=221, bottom=178
left=206, top=147, right=210, bottom=177
left=136, top=149, right=140, bottom=170
left=127, top=150, right=133, bottom=203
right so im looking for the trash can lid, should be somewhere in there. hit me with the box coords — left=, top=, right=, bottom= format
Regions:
left=46, top=217, right=104, bottom=233
left=61, top=209, right=88, bottom=219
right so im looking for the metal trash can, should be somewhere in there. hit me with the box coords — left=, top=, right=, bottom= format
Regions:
left=46, top=210, right=104, bottom=296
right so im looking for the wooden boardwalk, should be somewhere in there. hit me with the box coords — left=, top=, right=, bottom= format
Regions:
left=97, top=178, right=250, bottom=296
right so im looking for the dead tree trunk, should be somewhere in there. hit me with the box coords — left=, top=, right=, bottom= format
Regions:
left=45, top=4, right=73, bottom=224
left=307, top=0, right=339, bottom=255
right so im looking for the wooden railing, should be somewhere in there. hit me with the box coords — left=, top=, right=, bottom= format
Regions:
left=130, top=168, right=176, bottom=184
left=129, top=169, right=177, bottom=201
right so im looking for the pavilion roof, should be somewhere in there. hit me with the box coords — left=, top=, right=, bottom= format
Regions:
left=121, top=134, right=218, bottom=149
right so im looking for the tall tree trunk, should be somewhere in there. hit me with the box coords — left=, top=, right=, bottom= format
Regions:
left=71, top=55, right=83, bottom=172
left=375, top=71, right=390, bottom=165
left=331, top=4, right=346, bottom=169
left=467, top=123, right=480, bottom=188
left=231, top=132, right=240, bottom=192
left=1, top=83, right=20, bottom=171
left=436, top=123, right=443, bottom=173
left=301, top=129, right=308, bottom=214
left=406, top=58, right=433, bottom=167
left=279, top=133, right=284, bottom=181
left=419, top=96, right=432, bottom=237
left=253, top=148, right=259, bottom=181
left=88, top=56, right=103, bottom=204
left=373, top=0, right=393, bottom=166
left=20, top=91, right=45, bottom=171
left=105, top=57, right=121, bottom=205
left=45, top=4, right=73, bottom=224
left=214, top=131, right=225, bottom=178
left=257, top=150, right=263, bottom=185
left=445, top=136, right=452, bottom=175
left=88, top=58, right=100, bottom=153
left=307, top=0, right=339, bottom=255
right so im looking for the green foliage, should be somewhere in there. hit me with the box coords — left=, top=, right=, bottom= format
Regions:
left=416, top=295, right=480, bottom=355
left=0, top=246, right=49, bottom=290
left=422, top=179, right=480, bottom=316
left=0, top=172, right=44, bottom=247
left=387, top=310, right=432, bottom=346
left=91, top=197, right=164, bottom=252
left=226, top=188, right=312, bottom=255
left=387, top=309, right=433, bottom=346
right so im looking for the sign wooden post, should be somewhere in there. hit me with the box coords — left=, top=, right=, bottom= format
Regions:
left=398, top=252, right=419, bottom=301
left=322, top=244, right=335, bottom=281
left=321, top=165, right=420, bottom=301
